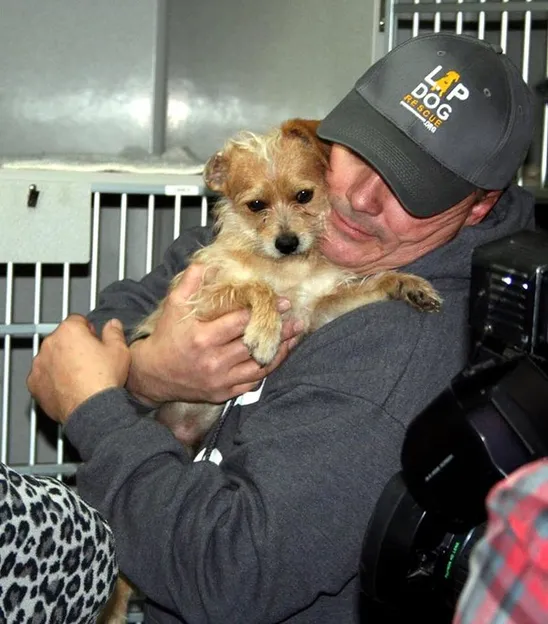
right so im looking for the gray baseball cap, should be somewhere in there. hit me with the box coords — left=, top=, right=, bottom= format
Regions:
left=317, top=33, right=535, bottom=218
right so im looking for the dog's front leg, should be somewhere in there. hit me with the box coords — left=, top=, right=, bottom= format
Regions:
left=364, top=271, right=442, bottom=312
left=195, top=281, right=281, bottom=366
left=311, top=272, right=441, bottom=331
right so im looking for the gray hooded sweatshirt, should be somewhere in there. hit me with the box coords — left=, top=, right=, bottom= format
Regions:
left=65, top=185, right=535, bottom=623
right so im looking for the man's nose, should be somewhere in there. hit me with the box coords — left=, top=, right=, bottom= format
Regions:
left=346, top=171, right=384, bottom=216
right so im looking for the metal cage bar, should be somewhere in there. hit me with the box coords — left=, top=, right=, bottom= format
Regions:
left=173, top=193, right=182, bottom=239
left=1, top=263, right=14, bottom=464
left=434, top=0, right=442, bottom=32
left=413, top=0, right=420, bottom=37
left=29, top=262, right=42, bottom=466
left=119, top=193, right=129, bottom=281
left=90, top=192, right=101, bottom=310
left=146, top=194, right=156, bottom=274
left=456, top=0, right=464, bottom=34
left=500, top=0, right=510, bottom=52
left=478, top=0, right=487, bottom=39
left=543, top=49, right=548, bottom=187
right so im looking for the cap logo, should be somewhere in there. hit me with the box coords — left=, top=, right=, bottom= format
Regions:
left=399, top=65, right=469, bottom=134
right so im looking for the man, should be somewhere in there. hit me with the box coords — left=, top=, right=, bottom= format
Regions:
left=27, top=34, right=535, bottom=623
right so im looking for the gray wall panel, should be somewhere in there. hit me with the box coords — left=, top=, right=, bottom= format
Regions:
left=164, top=0, right=380, bottom=159
left=0, top=0, right=380, bottom=160
left=0, top=0, right=159, bottom=156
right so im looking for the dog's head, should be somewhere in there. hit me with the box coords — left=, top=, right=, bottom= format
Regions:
left=204, top=119, right=331, bottom=259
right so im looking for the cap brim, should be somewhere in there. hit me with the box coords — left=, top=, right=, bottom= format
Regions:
left=317, top=89, right=476, bottom=218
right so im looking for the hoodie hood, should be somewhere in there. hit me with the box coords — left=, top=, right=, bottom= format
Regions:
left=405, top=184, right=536, bottom=282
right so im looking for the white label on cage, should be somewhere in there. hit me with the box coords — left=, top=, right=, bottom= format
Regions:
left=165, top=184, right=201, bottom=196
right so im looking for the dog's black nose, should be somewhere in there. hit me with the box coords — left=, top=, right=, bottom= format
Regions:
left=275, top=233, right=299, bottom=255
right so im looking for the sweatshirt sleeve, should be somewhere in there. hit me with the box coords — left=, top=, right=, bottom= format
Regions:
left=62, top=310, right=423, bottom=624
left=87, top=226, right=213, bottom=338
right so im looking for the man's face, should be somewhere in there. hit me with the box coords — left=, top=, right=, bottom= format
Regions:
left=320, top=144, right=484, bottom=275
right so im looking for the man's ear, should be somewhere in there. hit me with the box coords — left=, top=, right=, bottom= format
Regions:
left=464, top=190, right=503, bottom=226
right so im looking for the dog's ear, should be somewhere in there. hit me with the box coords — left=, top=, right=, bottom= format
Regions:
left=204, top=152, right=229, bottom=192
left=281, top=118, right=331, bottom=166
left=282, top=118, right=321, bottom=137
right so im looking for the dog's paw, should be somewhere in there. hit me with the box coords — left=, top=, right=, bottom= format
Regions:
left=243, top=317, right=282, bottom=366
left=397, top=276, right=442, bottom=313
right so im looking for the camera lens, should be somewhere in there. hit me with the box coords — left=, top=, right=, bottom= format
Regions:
left=433, top=524, right=485, bottom=608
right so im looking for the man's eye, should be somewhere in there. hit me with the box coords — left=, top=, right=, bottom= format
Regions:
left=247, top=200, right=267, bottom=212
left=296, top=189, right=314, bottom=204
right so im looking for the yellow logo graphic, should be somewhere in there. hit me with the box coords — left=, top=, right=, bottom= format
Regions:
left=399, top=65, right=469, bottom=135
left=431, top=70, right=461, bottom=96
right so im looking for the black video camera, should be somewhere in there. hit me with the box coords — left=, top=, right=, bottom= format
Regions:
left=360, top=228, right=548, bottom=622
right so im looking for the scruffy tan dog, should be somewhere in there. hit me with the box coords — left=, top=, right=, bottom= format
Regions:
left=101, top=118, right=441, bottom=622
left=135, top=118, right=441, bottom=448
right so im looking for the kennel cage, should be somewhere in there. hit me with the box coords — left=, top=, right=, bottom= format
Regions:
left=0, top=169, right=211, bottom=623
left=0, top=170, right=212, bottom=476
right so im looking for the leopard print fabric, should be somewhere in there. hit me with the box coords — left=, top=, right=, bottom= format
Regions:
left=0, top=462, right=118, bottom=623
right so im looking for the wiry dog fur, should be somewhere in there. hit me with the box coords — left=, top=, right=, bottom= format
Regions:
left=101, top=118, right=441, bottom=623
left=135, top=118, right=441, bottom=448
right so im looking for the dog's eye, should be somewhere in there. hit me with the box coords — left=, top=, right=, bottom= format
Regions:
left=296, top=189, right=314, bottom=204
left=247, top=200, right=267, bottom=212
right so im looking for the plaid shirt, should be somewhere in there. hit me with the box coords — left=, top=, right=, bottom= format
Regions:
left=454, top=459, right=548, bottom=624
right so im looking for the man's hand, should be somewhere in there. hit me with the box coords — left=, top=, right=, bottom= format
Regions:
left=27, top=315, right=131, bottom=424
left=126, top=264, right=303, bottom=406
